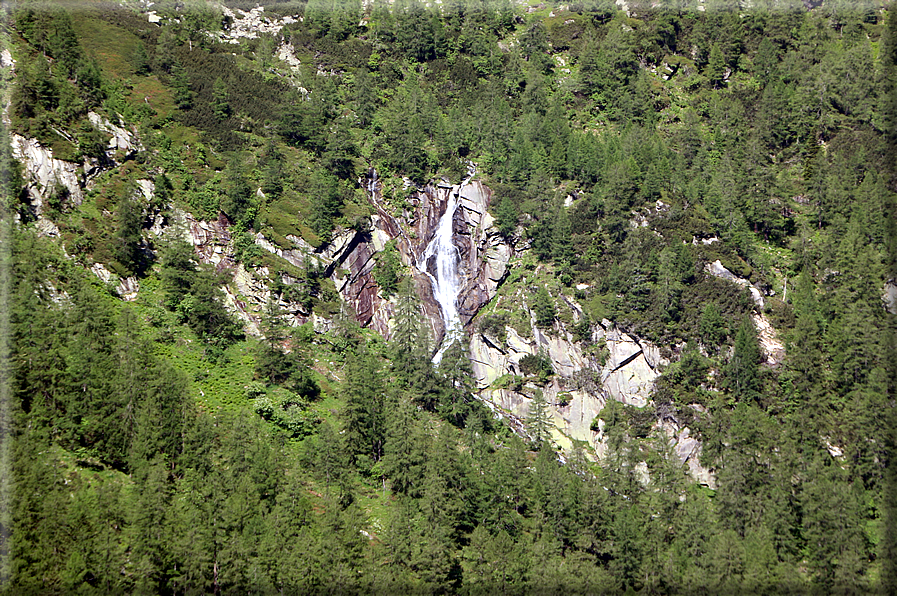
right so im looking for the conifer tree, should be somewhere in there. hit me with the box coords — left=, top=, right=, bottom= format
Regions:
left=700, top=302, right=727, bottom=353
left=382, top=397, right=427, bottom=496
left=125, top=456, right=172, bottom=593
left=801, top=451, right=868, bottom=589
left=726, top=317, right=762, bottom=404
left=170, top=61, right=193, bottom=110
left=526, top=389, right=552, bottom=448
left=113, top=196, right=144, bottom=276
left=437, top=335, right=475, bottom=427
left=706, top=43, right=726, bottom=89
left=392, top=280, right=423, bottom=359
left=132, top=42, right=150, bottom=76
left=550, top=201, right=574, bottom=267
left=211, top=76, right=229, bottom=120
left=341, top=347, right=386, bottom=466
left=532, top=286, right=555, bottom=329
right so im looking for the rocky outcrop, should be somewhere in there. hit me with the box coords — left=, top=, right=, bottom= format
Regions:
left=89, top=262, right=139, bottom=301
left=600, top=324, right=665, bottom=407
left=87, top=111, right=141, bottom=159
left=661, top=422, right=716, bottom=488
left=177, top=209, right=235, bottom=269
left=705, top=259, right=765, bottom=309
left=470, top=316, right=661, bottom=419
left=253, top=232, right=314, bottom=270
left=11, top=113, right=139, bottom=216
left=10, top=134, right=96, bottom=211
left=884, top=280, right=897, bottom=315
left=306, top=175, right=513, bottom=343
left=704, top=259, right=785, bottom=365
left=467, top=284, right=715, bottom=484
left=277, top=42, right=303, bottom=72
left=752, top=312, right=785, bottom=367
left=168, top=209, right=319, bottom=333
left=455, top=183, right=511, bottom=324
left=214, top=5, right=300, bottom=43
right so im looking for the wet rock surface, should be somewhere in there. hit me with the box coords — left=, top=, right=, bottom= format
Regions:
left=315, top=175, right=513, bottom=344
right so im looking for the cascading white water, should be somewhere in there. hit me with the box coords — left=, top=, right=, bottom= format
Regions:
left=421, top=191, right=462, bottom=363
left=368, top=168, right=378, bottom=197
left=419, top=170, right=475, bottom=363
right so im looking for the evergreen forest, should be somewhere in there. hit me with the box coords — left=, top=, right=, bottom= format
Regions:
left=0, top=0, right=896, bottom=594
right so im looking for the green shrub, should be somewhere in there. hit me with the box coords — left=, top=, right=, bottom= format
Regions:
left=493, top=374, right=524, bottom=392
left=573, top=314, right=592, bottom=343
left=478, top=312, right=509, bottom=343
left=532, top=286, right=556, bottom=329
left=372, top=240, right=402, bottom=298
left=519, top=351, right=554, bottom=383
left=232, top=230, right=265, bottom=268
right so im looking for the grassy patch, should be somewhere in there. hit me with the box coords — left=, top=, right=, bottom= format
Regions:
left=71, top=10, right=141, bottom=80
left=308, top=391, right=341, bottom=426
left=131, top=76, right=177, bottom=120
left=153, top=337, right=258, bottom=411
left=266, top=192, right=306, bottom=238
left=133, top=274, right=256, bottom=410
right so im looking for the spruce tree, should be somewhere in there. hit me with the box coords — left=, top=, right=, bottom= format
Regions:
left=170, top=61, right=193, bottom=110
left=132, top=42, right=150, bottom=76
left=392, top=280, right=423, bottom=359
left=382, top=397, right=427, bottom=497
left=801, top=452, right=868, bottom=589
left=113, top=196, right=144, bottom=276
left=550, top=201, right=573, bottom=267
left=532, top=286, right=555, bottom=329
left=726, top=317, right=762, bottom=404
left=706, top=43, right=727, bottom=89
left=211, top=76, right=229, bottom=120
left=526, top=389, right=552, bottom=448
left=341, top=347, right=386, bottom=466
left=700, top=302, right=727, bottom=353
left=437, top=336, right=475, bottom=427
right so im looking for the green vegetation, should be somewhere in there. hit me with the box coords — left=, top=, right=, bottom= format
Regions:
left=4, top=0, right=896, bottom=594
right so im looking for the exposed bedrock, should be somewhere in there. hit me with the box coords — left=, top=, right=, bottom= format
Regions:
left=315, top=175, right=512, bottom=344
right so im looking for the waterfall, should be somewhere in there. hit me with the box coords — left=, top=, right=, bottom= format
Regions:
left=421, top=192, right=462, bottom=363
left=420, top=170, right=475, bottom=363
left=368, top=168, right=377, bottom=197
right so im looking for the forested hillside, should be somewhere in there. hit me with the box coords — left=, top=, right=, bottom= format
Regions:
left=1, top=0, right=895, bottom=594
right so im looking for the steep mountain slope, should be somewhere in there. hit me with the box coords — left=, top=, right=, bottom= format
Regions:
left=1, top=0, right=895, bottom=593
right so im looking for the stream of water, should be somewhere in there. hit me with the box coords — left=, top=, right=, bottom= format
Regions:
left=420, top=172, right=475, bottom=363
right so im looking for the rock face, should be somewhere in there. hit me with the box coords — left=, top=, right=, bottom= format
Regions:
left=469, top=315, right=661, bottom=434
left=884, top=280, right=897, bottom=315
left=214, top=5, right=300, bottom=43
left=11, top=114, right=140, bottom=217
left=89, top=263, right=139, bottom=301
left=705, top=259, right=765, bottom=309
left=10, top=134, right=95, bottom=211
left=87, top=111, right=141, bottom=159
left=704, top=259, right=785, bottom=365
left=310, top=175, right=513, bottom=343
left=752, top=312, right=785, bottom=366
left=466, top=287, right=715, bottom=484
left=663, top=422, right=716, bottom=489
left=177, top=209, right=234, bottom=268
left=455, top=183, right=511, bottom=324
left=169, top=209, right=318, bottom=333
